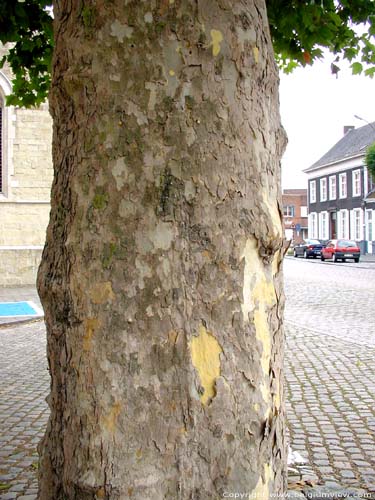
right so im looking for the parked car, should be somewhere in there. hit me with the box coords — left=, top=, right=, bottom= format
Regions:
left=293, top=239, right=323, bottom=259
left=318, top=239, right=329, bottom=248
left=320, top=239, right=360, bottom=263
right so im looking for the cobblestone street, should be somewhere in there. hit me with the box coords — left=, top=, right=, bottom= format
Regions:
left=0, top=258, right=374, bottom=498
left=284, top=257, right=375, bottom=496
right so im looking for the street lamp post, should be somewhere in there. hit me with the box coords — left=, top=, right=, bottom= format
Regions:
left=354, top=114, right=375, bottom=131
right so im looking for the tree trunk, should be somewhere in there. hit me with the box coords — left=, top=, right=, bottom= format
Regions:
left=38, top=1, right=287, bottom=498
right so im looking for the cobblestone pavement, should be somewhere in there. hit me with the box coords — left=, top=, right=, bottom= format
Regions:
left=284, top=257, right=375, bottom=497
left=0, top=258, right=374, bottom=498
left=0, top=322, right=48, bottom=500
left=284, top=257, right=375, bottom=347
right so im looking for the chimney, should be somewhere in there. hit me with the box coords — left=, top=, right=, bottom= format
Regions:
left=344, top=125, right=355, bottom=135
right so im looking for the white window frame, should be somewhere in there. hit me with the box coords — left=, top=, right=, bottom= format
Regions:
left=319, top=211, right=329, bottom=240
left=0, top=71, right=15, bottom=199
left=329, top=175, right=336, bottom=200
left=283, top=205, right=295, bottom=217
left=309, top=180, right=316, bottom=203
left=338, top=209, right=349, bottom=239
left=351, top=208, right=362, bottom=241
left=339, top=173, right=347, bottom=199
left=352, top=169, right=361, bottom=197
left=320, top=178, right=327, bottom=202
left=309, top=212, right=318, bottom=239
left=366, top=210, right=373, bottom=242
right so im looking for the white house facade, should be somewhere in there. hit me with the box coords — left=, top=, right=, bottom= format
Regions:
left=304, top=123, right=375, bottom=255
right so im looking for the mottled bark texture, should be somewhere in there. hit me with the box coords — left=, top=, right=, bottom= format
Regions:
left=37, top=1, right=287, bottom=498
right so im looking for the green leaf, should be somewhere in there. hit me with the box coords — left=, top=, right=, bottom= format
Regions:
left=351, top=61, right=363, bottom=74
left=364, top=67, right=375, bottom=77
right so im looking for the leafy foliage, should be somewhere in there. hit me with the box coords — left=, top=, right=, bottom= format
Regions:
left=364, top=142, right=375, bottom=182
left=267, top=0, right=375, bottom=77
left=0, top=0, right=53, bottom=107
left=0, top=0, right=374, bottom=107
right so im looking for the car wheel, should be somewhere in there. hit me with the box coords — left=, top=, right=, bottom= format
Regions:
left=333, top=253, right=338, bottom=263
left=342, top=259, right=346, bottom=263
left=355, top=258, right=360, bottom=263
left=321, top=255, right=325, bottom=261
left=303, top=250, right=308, bottom=259
left=293, top=250, right=298, bottom=258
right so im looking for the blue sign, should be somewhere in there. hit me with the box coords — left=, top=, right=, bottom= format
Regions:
left=295, top=223, right=301, bottom=231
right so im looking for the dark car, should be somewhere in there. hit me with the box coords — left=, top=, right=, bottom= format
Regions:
left=293, top=239, right=323, bottom=259
left=320, top=239, right=360, bottom=263
left=318, top=239, right=329, bottom=248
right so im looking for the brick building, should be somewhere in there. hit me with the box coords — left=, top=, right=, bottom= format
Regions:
left=282, top=189, right=308, bottom=243
left=0, top=44, right=53, bottom=285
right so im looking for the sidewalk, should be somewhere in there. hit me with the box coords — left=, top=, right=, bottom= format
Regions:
left=0, top=287, right=43, bottom=327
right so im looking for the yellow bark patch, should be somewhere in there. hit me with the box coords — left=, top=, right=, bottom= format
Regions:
left=83, top=318, right=100, bottom=351
left=253, top=46, right=259, bottom=63
left=190, top=325, right=222, bottom=405
left=253, top=463, right=272, bottom=499
left=241, top=238, right=277, bottom=415
left=102, top=402, right=121, bottom=434
left=96, top=488, right=105, bottom=499
left=89, top=282, right=115, bottom=304
left=169, top=69, right=175, bottom=76
left=210, top=29, right=223, bottom=57
left=254, top=307, right=271, bottom=373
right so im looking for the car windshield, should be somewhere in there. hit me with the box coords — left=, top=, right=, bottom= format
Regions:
left=306, top=239, right=321, bottom=245
left=338, top=240, right=357, bottom=248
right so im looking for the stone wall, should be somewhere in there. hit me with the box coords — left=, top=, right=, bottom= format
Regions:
left=0, top=44, right=53, bottom=285
left=0, top=248, right=44, bottom=286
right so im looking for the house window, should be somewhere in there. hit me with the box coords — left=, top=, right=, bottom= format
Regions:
left=320, top=178, right=327, bottom=201
left=352, top=208, right=362, bottom=240
left=352, top=169, right=361, bottom=197
left=338, top=209, right=349, bottom=239
left=309, top=212, right=317, bottom=238
left=310, top=180, right=316, bottom=203
left=367, top=210, right=373, bottom=242
left=283, top=205, right=295, bottom=217
left=329, top=175, right=336, bottom=200
left=339, top=173, right=347, bottom=199
left=319, top=212, right=328, bottom=239
left=301, top=206, right=307, bottom=217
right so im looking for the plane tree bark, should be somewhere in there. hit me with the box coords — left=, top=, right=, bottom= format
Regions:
left=38, top=1, right=287, bottom=498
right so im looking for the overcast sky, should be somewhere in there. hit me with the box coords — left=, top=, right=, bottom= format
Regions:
left=279, top=58, right=375, bottom=190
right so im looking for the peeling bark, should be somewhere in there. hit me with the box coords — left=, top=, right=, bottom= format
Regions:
left=38, top=1, right=287, bottom=499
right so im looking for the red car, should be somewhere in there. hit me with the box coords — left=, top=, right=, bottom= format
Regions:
left=320, top=239, right=360, bottom=263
